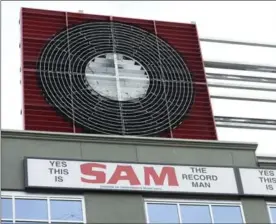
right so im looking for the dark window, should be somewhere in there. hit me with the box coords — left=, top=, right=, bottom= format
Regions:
left=1, top=193, right=85, bottom=223
left=147, top=203, right=179, bottom=223
left=15, top=199, right=48, bottom=220
left=2, top=198, right=12, bottom=220
left=146, top=201, right=245, bottom=224
left=268, top=206, right=276, bottom=223
left=212, top=205, right=243, bottom=223
left=180, top=205, right=211, bottom=224
left=50, top=200, right=83, bottom=221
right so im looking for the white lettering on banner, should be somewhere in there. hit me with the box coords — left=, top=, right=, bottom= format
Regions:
left=240, top=168, right=276, bottom=195
left=25, top=158, right=238, bottom=194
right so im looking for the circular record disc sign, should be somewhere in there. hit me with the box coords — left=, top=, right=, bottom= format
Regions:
left=37, top=21, right=194, bottom=136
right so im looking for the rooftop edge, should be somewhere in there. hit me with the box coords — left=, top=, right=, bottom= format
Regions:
left=1, top=129, right=258, bottom=151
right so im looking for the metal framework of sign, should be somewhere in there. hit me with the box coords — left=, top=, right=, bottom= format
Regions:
left=25, top=158, right=238, bottom=195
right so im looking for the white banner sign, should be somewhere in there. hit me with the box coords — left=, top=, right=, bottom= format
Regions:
left=25, top=158, right=238, bottom=194
left=240, top=168, right=276, bottom=195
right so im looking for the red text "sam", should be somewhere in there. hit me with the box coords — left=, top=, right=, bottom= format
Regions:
left=80, top=163, right=179, bottom=187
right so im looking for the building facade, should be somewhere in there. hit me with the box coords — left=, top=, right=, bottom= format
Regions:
left=2, top=130, right=276, bottom=223
left=3, top=6, right=275, bottom=224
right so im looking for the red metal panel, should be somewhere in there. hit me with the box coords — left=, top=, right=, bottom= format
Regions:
left=21, top=7, right=217, bottom=140
left=160, top=83, right=217, bottom=140
left=22, top=8, right=80, bottom=133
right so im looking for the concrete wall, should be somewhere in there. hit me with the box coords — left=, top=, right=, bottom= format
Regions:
left=1, top=130, right=271, bottom=223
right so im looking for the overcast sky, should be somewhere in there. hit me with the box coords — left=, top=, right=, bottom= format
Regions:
left=2, top=1, right=276, bottom=156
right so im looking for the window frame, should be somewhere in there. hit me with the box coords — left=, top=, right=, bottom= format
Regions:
left=1, top=191, right=87, bottom=223
left=267, top=202, right=276, bottom=223
left=144, top=198, right=246, bottom=224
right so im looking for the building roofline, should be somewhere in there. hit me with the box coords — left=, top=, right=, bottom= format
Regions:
left=1, top=129, right=258, bottom=151
left=257, top=156, right=276, bottom=165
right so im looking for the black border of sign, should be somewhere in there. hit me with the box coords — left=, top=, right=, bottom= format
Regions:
left=23, top=157, right=240, bottom=196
